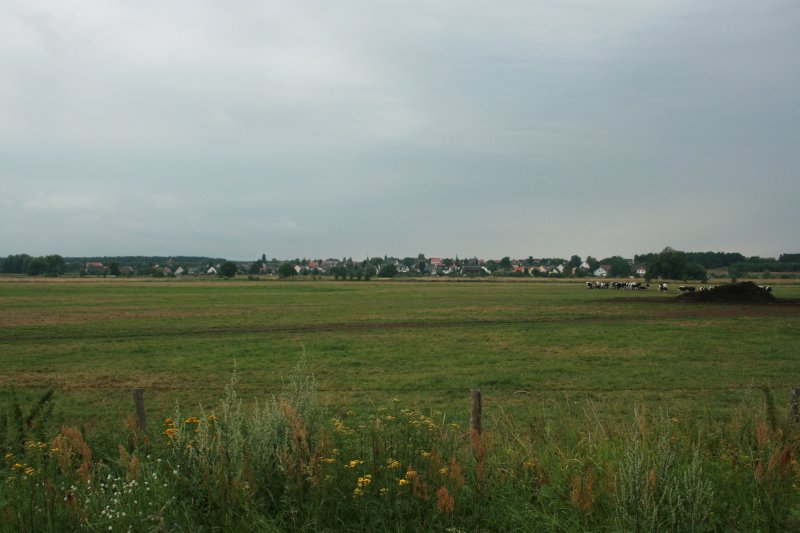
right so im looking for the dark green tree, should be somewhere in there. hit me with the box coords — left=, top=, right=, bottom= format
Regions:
left=647, top=247, right=706, bottom=281
left=685, top=262, right=708, bottom=282
left=219, top=261, right=239, bottom=278
left=43, top=255, right=66, bottom=275
left=1, top=254, right=31, bottom=274
left=278, top=262, right=296, bottom=279
left=378, top=263, right=398, bottom=278
left=599, top=256, right=632, bottom=277
left=26, top=257, right=48, bottom=276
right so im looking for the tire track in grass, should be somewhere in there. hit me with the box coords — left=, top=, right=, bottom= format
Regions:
left=1, top=304, right=795, bottom=343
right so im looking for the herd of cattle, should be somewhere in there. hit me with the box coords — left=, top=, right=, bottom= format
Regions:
left=585, top=281, right=644, bottom=289
left=585, top=281, right=773, bottom=293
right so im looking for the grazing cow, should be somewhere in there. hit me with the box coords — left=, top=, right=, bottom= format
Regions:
left=659, top=283, right=668, bottom=292
left=759, top=285, right=772, bottom=293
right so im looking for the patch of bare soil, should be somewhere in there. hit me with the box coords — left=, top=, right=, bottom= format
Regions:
left=677, top=281, right=777, bottom=304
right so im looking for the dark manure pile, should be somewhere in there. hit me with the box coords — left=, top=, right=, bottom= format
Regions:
left=677, top=281, right=776, bottom=304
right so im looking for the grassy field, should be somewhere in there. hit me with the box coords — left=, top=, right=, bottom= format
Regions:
left=2, top=276, right=800, bottom=531
left=1, top=276, right=799, bottom=441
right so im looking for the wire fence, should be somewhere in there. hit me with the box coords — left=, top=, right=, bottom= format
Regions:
left=3, top=380, right=798, bottom=433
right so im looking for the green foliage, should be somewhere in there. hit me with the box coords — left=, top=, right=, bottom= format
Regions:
left=648, top=247, right=707, bottom=281
left=0, top=254, right=65, bottom=276
left=2, top=372, right=800, bottom=531
left=0, top=390, right=55, bottom=454
left=378, top=263, right=398, bottom=278
left=278, top=262, right=296, bottom=278
left=614, top=433, right=714, bottom=532
left=599, top=256, right=633, bottom=277
left=219, top=261, right=239, bottom=278
left=0, top=254, right=31, bottom=274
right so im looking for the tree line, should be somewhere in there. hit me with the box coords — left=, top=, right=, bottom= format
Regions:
left=2, top=249, right=798, bottom=280
left=0, top=254, right=66, bottom=276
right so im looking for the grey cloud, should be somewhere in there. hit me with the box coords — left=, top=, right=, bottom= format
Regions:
left=1, top=0, right=798, bottom=259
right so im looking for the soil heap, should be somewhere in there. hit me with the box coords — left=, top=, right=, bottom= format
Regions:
left=677, top=281, right=776, bottom=304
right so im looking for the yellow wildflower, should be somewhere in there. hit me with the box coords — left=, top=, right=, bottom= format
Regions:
left=184, top=416, right=200, bottom=424
left=380, top=488, right=390, bottom=496
left=386, top=459, right=401, bottom=469
left=23, top=467, right=35, bottom=476
left=399, top=478, right=409, bottom=486
left=438, top=467, right=448, bottom=475
left=346, top=459, right=364, bottom=469
left=207, top=415, right=216, bottom=421
left=3, top=452, right=12, bottom=460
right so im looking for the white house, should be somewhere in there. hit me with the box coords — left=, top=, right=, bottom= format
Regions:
left=593, top=267, right=608, bottom=277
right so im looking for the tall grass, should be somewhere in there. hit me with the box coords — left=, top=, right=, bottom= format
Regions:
left=2, top=361, right=799, bottom=532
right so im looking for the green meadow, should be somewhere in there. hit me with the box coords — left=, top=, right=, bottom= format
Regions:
left=3, top=277, right=800, bottom=531
left=1, top=277, right=799, bottom=435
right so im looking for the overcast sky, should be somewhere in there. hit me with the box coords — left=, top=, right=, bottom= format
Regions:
left=1, top=1, right=798, bottom=260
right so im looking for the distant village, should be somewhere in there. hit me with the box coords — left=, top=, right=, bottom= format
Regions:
left=3, top=251, right=797, bottom=280
left=79, top=254, right=644, bottom=279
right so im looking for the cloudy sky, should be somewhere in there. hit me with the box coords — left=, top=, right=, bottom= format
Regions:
left=1, top=1, right=798, bottom=260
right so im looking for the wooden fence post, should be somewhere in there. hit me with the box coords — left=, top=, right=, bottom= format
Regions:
left=792, top=386, right=798, bottom=423
left=470, top=389, right=482, bottom=435
left=132, top=387, right=147, bottom=432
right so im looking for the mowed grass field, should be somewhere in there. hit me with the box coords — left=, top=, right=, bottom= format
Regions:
left=1, top=277, right=799, bottom=444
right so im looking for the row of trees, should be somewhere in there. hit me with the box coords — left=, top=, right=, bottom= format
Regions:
left=645, top=248, right=708, bottom=281
left=0, top=254, right=66, bottom=276
left=3, top=249, right=798, bottom=281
